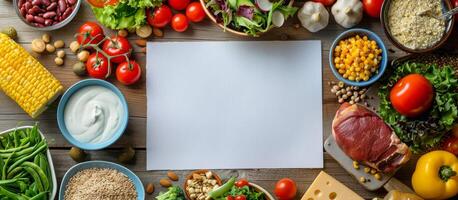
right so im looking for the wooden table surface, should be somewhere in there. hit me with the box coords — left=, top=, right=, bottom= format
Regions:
left=0, top=1, right=416, bottom=199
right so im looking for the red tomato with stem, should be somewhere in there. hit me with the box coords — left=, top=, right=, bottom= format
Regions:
left=442, top=136, right=458, bottom=156
left=168, top=0, right=190, bottom=11
left=76, top=22, right=104, bottom=46
left=87, top=0, right=119, bottom=8
left=312, top=0, right=336, bottom=6
left=390, top=74, right=434, bottom=118
left=116, top=61, right=142, bottom=85
left=234, top=196, right=246, bottom=200
left=186, top=2, right=206, bottom=22
left=102, top=35, right=132, bottom=64
left=86, top=53, right=109, bottom=79
left=362, top=0, right=384, bottom=18
left=226, top=196, right=234, bottom=200
left=235, top=179, right=249, bottom=188
left=171, top=14, right=189, bottom=32
left=147, top=5, right=173, bottom=28
left=274, top=178, right=297, bottom=200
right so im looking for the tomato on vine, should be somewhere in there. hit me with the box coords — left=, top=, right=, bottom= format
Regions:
left=147, top=5, right=173, bottom=28
left=102, top=35, right=132, bottom=64
left=76, top=22, right=105, bottom=46
left=116, top=61, right=142, bottom=85
left=86, top=53, right=109, bottom=79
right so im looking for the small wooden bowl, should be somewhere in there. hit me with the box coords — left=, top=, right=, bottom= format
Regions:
left=184, top=170, right=223, bottom=200
left=200, top=0, right=294, bottom=37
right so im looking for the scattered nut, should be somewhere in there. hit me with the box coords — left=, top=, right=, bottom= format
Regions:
left=136, top=25, right=153, bottom=38
left=69, top=41, right=80, bottom=53
left=374, top=173, right=382, bottom=180
left=359, top=177, right=366, bottom=183
left=69, top=147, right=86, bottom=162
left=117, top=146, right=136, bottom=163
left=42, top=33, right=51, bottom=43
left=329, top=81, right=369, bottom=105
left=135, top=39, right=147, bottom=47
left=54, top=40, right=65, bottom=48
left=167, top=171, right=179, bottom=181
left=364, top=167, right=371, bottom=173
left=46, top=44, right=55, bottom=53
left=1, top=26, right=17, bottom=39
left=352, top=161, right=359, bottom=170
left=153, top=27, right=164, bottom=37
left=77, top=50, right=90, bottom=62
left=72, top=62, right=86, bottom=76
left=56, top=50, right=65, bottom=58
left=118, top=29, right=128, bottom=37
left=370, top=168, right=377, bottom=175
left=31, top=38, right=46, bottom=53
left=54, top=57, right=64, bottom=66
left=159, top=178, right=172, bottom=187
left=146, top=183, right=154, bottom=194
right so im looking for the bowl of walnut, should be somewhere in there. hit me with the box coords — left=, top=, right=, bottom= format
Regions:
left=184, top=170, right=222, bottom=200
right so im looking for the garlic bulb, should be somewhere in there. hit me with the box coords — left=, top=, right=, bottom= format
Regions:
left=298, top=2, right=330, bottom=33
left=331, top=0, right=363, bottom=28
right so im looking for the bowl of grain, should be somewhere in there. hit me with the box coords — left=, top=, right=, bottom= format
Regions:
left=59, top=160, right=145, bottom=200
left=381, top=0, right=455, bottom=53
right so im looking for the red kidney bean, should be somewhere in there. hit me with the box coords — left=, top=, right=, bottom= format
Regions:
left=62, top=7, right=72, bottom=19
left=43, top=11, right=56, bottom=18
left=33, top=16, right=45, bottom=24
left=44, top=19, right=53, bottom=26
left=43, top=0, right=50, bottom=6
left=31, top=0, right=42, bottom=6
left=20, top=7, right=26, bottom=16
left=67, top=0, right=76, bottom=5
left=25, top=14, right=34, bottom=22
left=46, top=2, right=57, bottom=10
left=29, top=5, right=44, bottom=15
left=18, top=0, right=25, bottom=7
left=35, top=23, right=45, bottom=27
left=24, top=2, right=32, bottom=10
left=58, top=0, right=66, bottom=13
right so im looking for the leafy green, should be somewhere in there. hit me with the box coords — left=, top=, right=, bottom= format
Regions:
left=155, top=186, right=186, bottom=200
left=92, top=0, right=161, bottom=31
left=378, top=62, right=458, bottom=153
left=215, top=185, right=266, bottom=200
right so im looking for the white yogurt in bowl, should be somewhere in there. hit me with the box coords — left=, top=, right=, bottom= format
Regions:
left=64, top=85, right=125, bottom=144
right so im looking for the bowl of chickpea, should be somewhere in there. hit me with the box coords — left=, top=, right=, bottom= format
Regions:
left=329, top=29, right=388, bottom=87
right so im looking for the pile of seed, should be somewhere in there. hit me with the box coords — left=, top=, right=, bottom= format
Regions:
left=64, top=168, right=137, bottom=200
left=329, top=81, right=369, bottom=105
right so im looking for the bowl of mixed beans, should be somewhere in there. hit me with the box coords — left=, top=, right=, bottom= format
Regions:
left=329, top=28, right=388, bottom=87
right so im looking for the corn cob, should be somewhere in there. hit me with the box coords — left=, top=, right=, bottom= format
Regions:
left=0, top=33, right=63, bottom=118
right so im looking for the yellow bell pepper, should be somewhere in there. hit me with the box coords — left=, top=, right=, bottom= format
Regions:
left=412, top=150, right=458, bottom=200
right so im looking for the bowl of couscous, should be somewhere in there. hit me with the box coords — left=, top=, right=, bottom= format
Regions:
left=329, top=29, right=388, bottom=87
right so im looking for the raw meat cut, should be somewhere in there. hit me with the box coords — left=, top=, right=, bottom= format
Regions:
left=332, top=103, right=411, bottom=173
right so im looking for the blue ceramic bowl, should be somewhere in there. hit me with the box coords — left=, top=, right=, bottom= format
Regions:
left=329, top=29, right=388, bottom=87
left=58, top=161, right=145, bottom=200
left=57, top=79, right=128, bottom=150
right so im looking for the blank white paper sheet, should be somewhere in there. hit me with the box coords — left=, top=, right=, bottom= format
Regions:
left=146, top=41, right=323, bottom=170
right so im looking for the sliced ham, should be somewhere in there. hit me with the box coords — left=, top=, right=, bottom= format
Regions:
left=332, top=103, right=411, bottom=173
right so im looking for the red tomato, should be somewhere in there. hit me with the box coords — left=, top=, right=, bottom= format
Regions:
left=235, top=179, right=249, bottom=188
left=312, top=0, right=336, bottom=6
left=226, top=196, right=234, bottom=200
left=168, top=0, right=190, bottom=11
left=87, top=0, right=119, bottom=8
left=86, top=53, right=109, bottom=79
left=362, top=0, right=384, bottom=18
left=186, top=2, right=206, bottom=22
left=234, top=196, right=246, bottom=200
left=171, top=14, right=189, bottom=32
left=102, top=35, right=132, bottom=64
left=442, top=136, right=458, bottom=156
left=76, top=22, right=104, bottom=46
left=116, top=61, right=142, bottom=85
left=453, top=0, right=458, bottom=22
left=147, top=5, right=173, bottom=28
left=274, top=178, right=297, bottom=200
left=390, top=74, right=434, bottom=118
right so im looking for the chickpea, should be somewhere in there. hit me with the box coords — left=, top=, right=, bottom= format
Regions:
left=54, top=57, right=64, bottom=66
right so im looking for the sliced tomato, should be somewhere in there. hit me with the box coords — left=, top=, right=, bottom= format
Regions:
left=87, top=0, right=119, bottom=8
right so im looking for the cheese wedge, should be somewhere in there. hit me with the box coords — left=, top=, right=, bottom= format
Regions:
left=301, top=171, right=364, bottom=200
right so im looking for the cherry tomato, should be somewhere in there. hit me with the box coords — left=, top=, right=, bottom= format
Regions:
left=235, top=179, right=249, bottom=188
left=171, top=14, right=189, bottom=32
left=102, top=35, right=132, bottom=64
left=274, top=178, right=297, bottom=200
left=186, top=2, right=206, bottom=22
left=442, top=136, right=458, bottom=156
left=116, top=61, right=142, bottom=85
left=87, top=0, right=119, bottom=8
left=226, top=196, right=234, bottom=200
left=362, top=0, right=384, bottom=18
left=86, top=53, right=109, bottom=79
left=390, top=74, right=434, bottom=118
left=76, top=22, right=104, bottom=46
left=147, top=5, right=173, bottom=28
left=312, top=0, right=336, bottom=6
left=168, top=0, right=190, bottom=11
left=234, top=196, right=246, bottom=200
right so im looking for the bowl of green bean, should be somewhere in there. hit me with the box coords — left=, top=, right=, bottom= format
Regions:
left=0, top=125, right=57, bottom=200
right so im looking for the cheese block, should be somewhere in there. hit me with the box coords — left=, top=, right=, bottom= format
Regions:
left=301, top=171, right=364, bottom=200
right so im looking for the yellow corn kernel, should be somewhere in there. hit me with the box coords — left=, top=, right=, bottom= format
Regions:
left=0, top=33, right=63, bottom=118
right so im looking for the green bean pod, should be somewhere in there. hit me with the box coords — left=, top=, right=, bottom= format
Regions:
left=22, top=162, right=49, bottom=191
left=23, top=167, right=43, bottom=192
left=0, top=185, right=27, bottom=200
left=7, top=142, right=47, bottom=173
